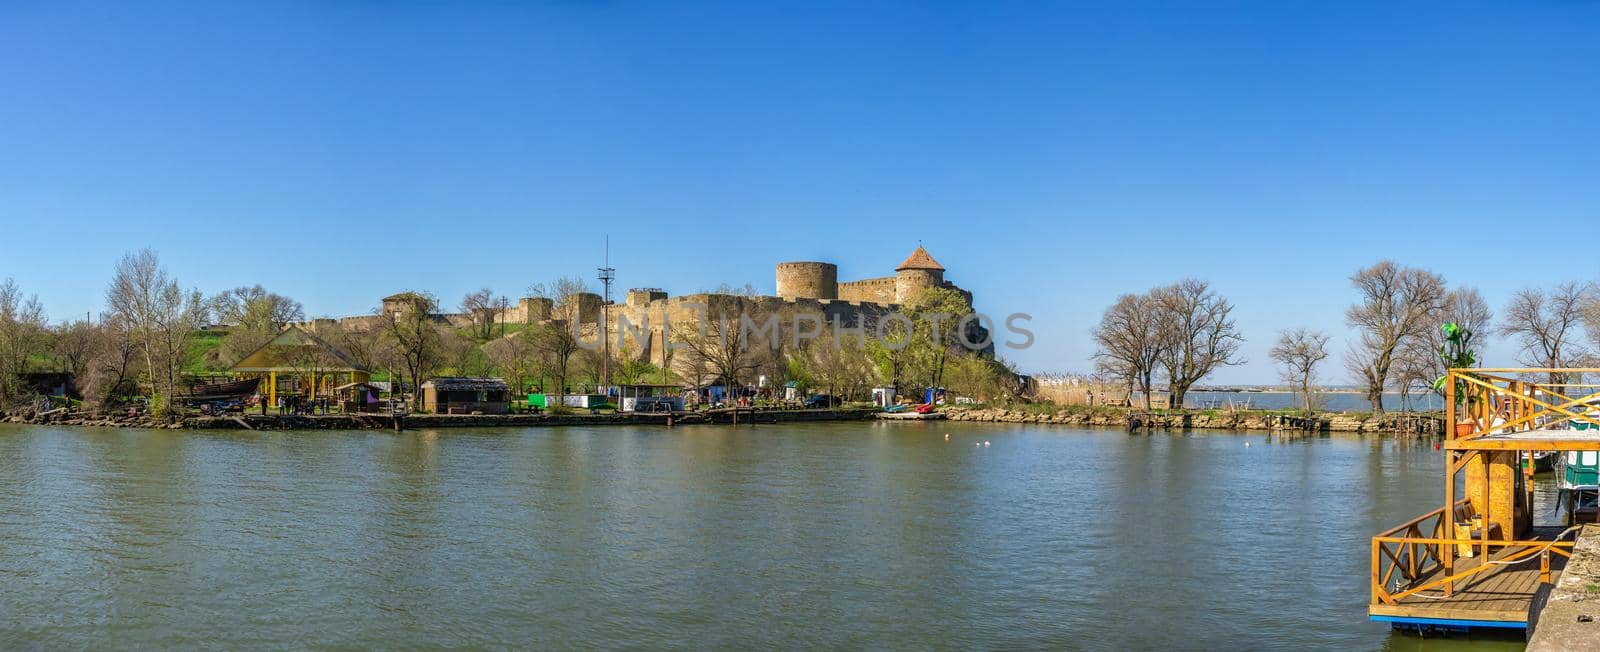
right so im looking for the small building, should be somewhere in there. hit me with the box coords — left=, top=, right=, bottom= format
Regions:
left=422, top=377, right=510, bottom=415
left=617, top=384, right=684, bottom=412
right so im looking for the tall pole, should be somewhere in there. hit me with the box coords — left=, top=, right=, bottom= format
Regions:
left=598, top=236, right=615, bottom=397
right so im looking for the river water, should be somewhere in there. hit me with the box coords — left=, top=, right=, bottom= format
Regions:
left=0, top=422, right=1537, bottom=650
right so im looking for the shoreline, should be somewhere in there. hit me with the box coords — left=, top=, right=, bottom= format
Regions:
left=3, top=407, right=881, bottom=430
left=941, top=406, right=1446, bottom=435
left=3, top=404, right=1444, bottom=434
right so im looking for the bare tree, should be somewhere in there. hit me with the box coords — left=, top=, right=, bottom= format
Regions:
left=1344, top=261, right=1447, bottom=415
left=372, top=291, right=444, bottom=410
left=82, top=315, right=140, bottom=407
left=105, top=250, right=206, bottom=413
left=460, top=288, right=500, bottom=340
left=0, top=279, right=49, bottom=401
left=524, top=277, right=591, bottom=405
left=484, top=330, right=539, bottom=395
left=212, top=286, right=304, bottom=366
left=1501, top=281, right=1593, bottom=387
left=672, top=295, right=773, bottom=404
left=1401, top=286, right=1493, bottom=400
left=1152, top=279, right=1244, bottom=409
left=51, top=317, right=100, bottom=382
left=1269, top=328, right=1330, bottom=416
left=1092, top=292, right=1164, bottom=410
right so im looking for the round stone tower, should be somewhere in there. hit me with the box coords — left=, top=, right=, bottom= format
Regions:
left=894, top=246, right=946, bottom=304
left=775, top=262, right=838, bottom=300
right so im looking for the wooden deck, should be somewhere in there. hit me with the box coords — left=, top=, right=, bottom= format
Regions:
left=1371, top=529, right=1569, bottom=627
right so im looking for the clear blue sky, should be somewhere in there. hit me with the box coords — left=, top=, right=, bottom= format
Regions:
left=2, top=1, right=1598, bottom=383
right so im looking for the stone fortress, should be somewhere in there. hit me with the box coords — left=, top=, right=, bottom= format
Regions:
left=302, top=246, right=979, bottom=370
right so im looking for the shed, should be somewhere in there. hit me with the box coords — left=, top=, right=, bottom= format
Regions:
left=421, top=377, right=510, bottom=415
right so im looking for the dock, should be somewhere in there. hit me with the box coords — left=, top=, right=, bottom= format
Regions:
left=1370, top=368, right=1599, bottom=633
left=1372, top=524, right=1571, bottom=629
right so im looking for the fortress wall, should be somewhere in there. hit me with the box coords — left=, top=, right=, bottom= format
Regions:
left=837, top=277, right=897, bottom=304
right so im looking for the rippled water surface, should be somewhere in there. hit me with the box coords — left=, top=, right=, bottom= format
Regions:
left=0, top=422, right=1535, bottom=649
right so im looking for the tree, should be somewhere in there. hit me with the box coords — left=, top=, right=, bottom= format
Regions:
left=794, top=318, right=878, bottom=403
left=1399, top=287, right=1492, bottom=400
left=1152, top=279, right=1243, bottom=409
left=1501, top=281, right=1593, bottom=387
left=484, top=330, right=539, bottom=394
left=1269, top=328, right=1330, bottom=416
left=211, top=285, right=304, bottom=366
left=1344, top=261, right=1447, bottom=415
left=51, top=317, right=100, bottom=384
left=105, top=250, right=207, bottom=413
left=0, top=279, right=48, bottom=401
left=1092, top=292, right=1164, bottom=410
left=82, top=315, right=139, bottom=407
left=671, top=295, right=773, bottom=403
left=460, top=288, right=501, bottom=340
left=907, top=286, right=976, bottom=393
left=372, top=291, right=444, bottom=410
left=525, top=277, right=591, bottom=403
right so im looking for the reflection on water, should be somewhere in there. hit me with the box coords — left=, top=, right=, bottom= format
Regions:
left=0, top=423, right=1538, bottom=649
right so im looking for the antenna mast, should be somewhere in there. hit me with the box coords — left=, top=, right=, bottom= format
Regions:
left=598, top=236, right=615, bottom=396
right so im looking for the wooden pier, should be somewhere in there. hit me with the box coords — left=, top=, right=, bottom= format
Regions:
left=1371, top=368, right=1598, bottom=632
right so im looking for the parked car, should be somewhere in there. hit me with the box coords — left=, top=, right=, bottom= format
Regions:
left=804, top=394, right=841, bottom=409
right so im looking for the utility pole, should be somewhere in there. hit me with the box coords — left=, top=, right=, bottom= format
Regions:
left=598, top=236, right=615, bottom=398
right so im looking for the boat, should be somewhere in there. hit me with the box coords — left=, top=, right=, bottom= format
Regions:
left=176, top=377, right=262, bottom=403
left=1557, top=450, right=1600, bottom=524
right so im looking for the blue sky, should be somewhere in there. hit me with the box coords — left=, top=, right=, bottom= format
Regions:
left=2, top=1, right=1598, bottom=383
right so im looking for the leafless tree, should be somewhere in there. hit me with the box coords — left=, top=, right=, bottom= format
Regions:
left=212, top=286, right=304, bottom=366
left=82, top=315, right=140, bottom=407
left=372, top=291, right=444, bottom=410
left=1092, top=292, right=1165, bottom=410
left=51, top=317, right=100, bottom=382
left=1344, top=261, right=1447, bottom=415
left=1152, top=279, right=1244, bottom=409
left=484, top=330, right=539, bottom=394
left=1400, top=286, right=1493, bottom=399
left=460, top=288, right=501, bottom=340
left=105, top=250, right=206, bottom=413
left=1500, top=281, right=1594, bottom=387
left=525, top=277, right=591, bottom=403
left=671, top=295, right=772, bottom=402
left=1269, top=328, right=1330, bottom=416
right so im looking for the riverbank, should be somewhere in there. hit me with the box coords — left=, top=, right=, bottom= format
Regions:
left=942, top=406, right=1446, bottom=434
left=2, top=403, right=1443, bottom=434
left=0, top=407, right=880, bottom=430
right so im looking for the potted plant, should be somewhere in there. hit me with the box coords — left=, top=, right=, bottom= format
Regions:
left=1432, top=322, right=1478, bottom=436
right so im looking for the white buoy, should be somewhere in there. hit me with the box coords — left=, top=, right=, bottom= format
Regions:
left=983, top=441, right=990, bottom=447
left=1245, top=442, right=1251, bottom=447
left=944, top=434, right=950, bottom=441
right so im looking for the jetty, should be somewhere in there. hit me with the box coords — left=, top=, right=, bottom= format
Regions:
left=1370, top=368, right=1599, bottom=634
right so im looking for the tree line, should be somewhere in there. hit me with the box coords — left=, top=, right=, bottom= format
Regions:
left=0, top=249, right=1023, bottom=413
left=1092, top=260, right=1600, bottom=416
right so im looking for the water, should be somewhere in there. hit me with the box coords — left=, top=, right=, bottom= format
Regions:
left=0, top=422, right=1530, bottom=650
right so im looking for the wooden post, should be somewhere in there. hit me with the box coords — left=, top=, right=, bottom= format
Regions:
left=1444, top=449, right=1456, bottom=595
left=1446, top=370, right=1456, bottom=439
left=1371, top=539, right=1381, bottom=604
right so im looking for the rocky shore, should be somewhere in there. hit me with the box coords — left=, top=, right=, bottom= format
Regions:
left=1, top=404, right=1444, bottom=434
left=941, top=406, right=1445, bottom=434
left=1, top=406, right=879, bottom=430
